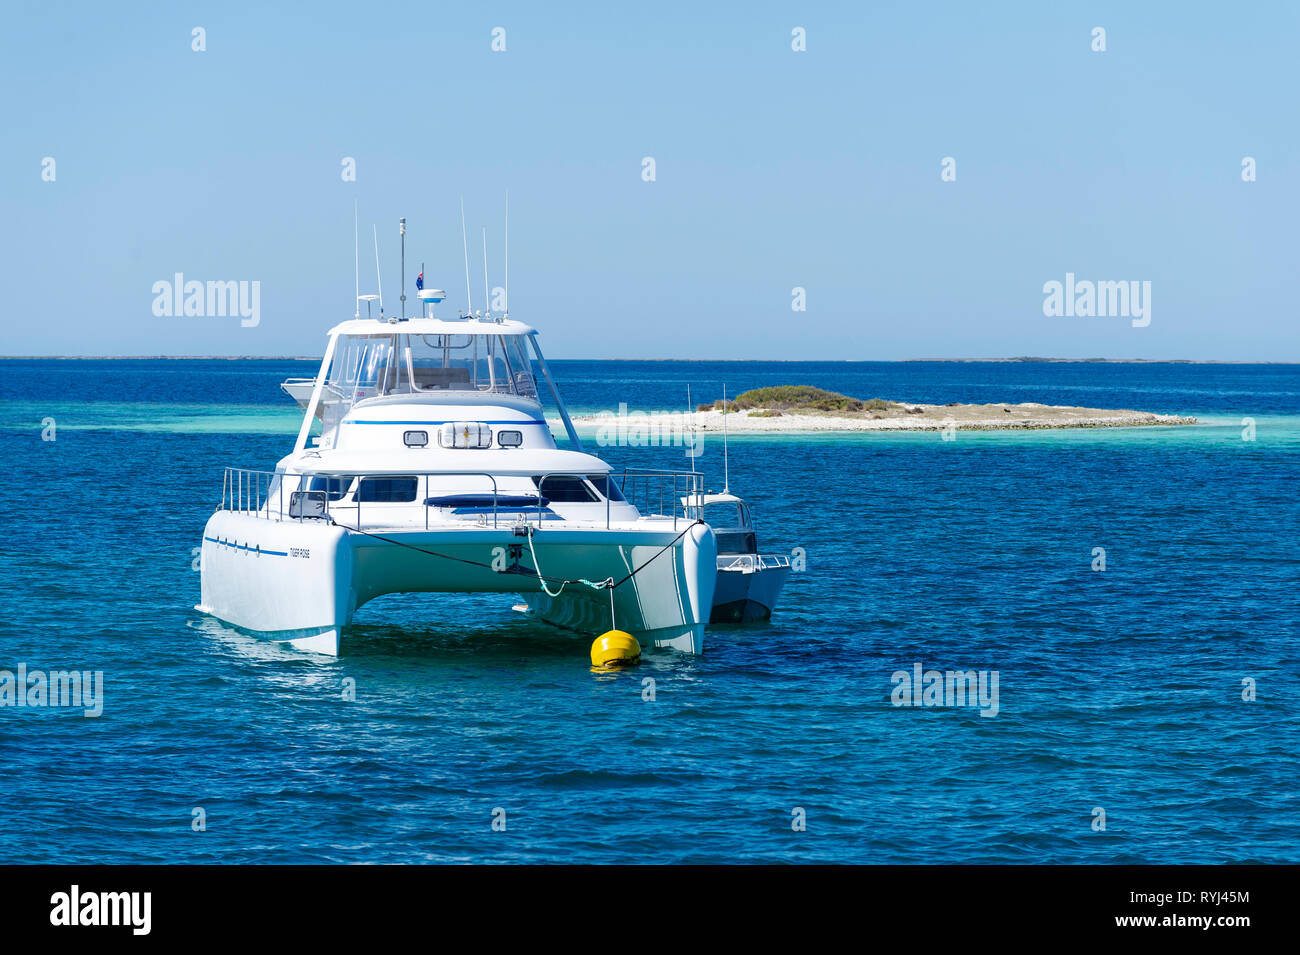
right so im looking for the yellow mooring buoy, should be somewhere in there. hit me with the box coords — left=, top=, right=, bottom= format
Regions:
left=591, top=630, right=641, bottom=668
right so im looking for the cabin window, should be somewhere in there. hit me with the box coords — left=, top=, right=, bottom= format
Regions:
left=702, top=502, right=746, bottom=527
left=305, top=475, right=354, bottom=501
left=715, top=530, right=758, bottom=555
left=532, top=475, right=598, bottom=503
left=496, top=429, right=523, bottom=448
left=356, top=477, right=418, bottom=503
left=289, top=490, right=329, bottom=519
left=586, top=474, right=626, bottom=502
left=403, top=430, right=428, bottom=447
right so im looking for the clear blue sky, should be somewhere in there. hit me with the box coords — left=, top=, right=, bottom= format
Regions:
left=1, top=1, right=1295, bottom=359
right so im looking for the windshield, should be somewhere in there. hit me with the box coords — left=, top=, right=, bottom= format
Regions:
left=297, top=327, right=585, bottom=453
left=312, top=331, right=540, bottom=446
left=328, top=332, right=537, bottom=400
left=702, top=502, right=747, bottom=527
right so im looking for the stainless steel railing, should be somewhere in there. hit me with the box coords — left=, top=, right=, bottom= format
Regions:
left=221, top=467, right=283, bottom=516
left=216, top=466, right=705, bottom=531
left=613, top=468, right=704, bottom=528
left=717, top=554, right=792, bottom=572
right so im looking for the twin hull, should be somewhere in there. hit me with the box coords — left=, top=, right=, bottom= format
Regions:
left=198, top=512, right=716, bottom=655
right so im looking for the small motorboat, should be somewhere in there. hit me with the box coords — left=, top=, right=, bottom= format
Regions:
left=681, top=386, right=791, bottom=624
left=689, top=492, right=792, bottom=623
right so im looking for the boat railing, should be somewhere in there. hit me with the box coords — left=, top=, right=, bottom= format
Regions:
left=716, top=553, right=793, bottom=573
left=612, top=468, right=704, bottom=529
left=220, top=467, right=508, bottom=530
left=217, top=466, right=706, bottom=531
left=221, top=466, right=282, bottom=518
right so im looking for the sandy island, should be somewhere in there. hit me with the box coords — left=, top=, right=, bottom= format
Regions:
left=572, top=389, right=1197, bottom=434
left=668, top=403, right=1196, bottom=433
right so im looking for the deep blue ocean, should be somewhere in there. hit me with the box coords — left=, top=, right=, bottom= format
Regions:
left=1, top=358, right=1297, bottom=863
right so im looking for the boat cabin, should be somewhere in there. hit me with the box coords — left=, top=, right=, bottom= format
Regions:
left=690, top=492, right=757, bottom=555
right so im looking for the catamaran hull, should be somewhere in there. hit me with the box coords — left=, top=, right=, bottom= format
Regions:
left=521, top=520, right=716, bottom=653
left=197, top=513, right=716, bottom=655
left=710, top=564, right=791, bottom=623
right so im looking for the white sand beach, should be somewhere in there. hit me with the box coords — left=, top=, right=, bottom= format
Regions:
left=572, top=401, right=1197, bottom=434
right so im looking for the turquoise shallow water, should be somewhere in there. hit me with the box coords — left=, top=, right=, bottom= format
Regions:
left=1, top=359, right=1297, bottom=863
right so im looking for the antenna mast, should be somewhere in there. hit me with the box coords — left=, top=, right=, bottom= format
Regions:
left=482, top=228, right=489, bottom=318
left=687, top=384, right=696, bottom=475
left=722, top=383, right=730, bottom=493
left=460, top=198, right=472, bottom=316
left=373, top=224, right=383, bottom=318
left=399, top=217, right=407, bottom=320
left=353, top=200, right=360, bottom=318
left=504, top=191, right=509, bottom=318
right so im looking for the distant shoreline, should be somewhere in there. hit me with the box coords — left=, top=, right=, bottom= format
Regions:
left=1, top=356, right=1296, bottom=365
left=575, top=403, right=1199, bottom=433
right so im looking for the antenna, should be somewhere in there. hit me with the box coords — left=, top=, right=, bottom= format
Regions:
left=353, top=200, right=360, bottom=318
left=482, top=227, right=489, bottom=319
left=721, top=383, right=730, bottom=494
left=399, top=217, right=407, bottom=320
left=460, top=198, right=473, bottom=316
left=373, top=224, right=383, bottom=317
left=504, top=191, right=509, bottom=318
left=687, top=384, right=696, bottom=476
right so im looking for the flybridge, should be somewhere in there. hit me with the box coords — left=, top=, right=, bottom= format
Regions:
left=290, top=211, right=584, bottom=454
left=276, top=211, right=585, bottom=457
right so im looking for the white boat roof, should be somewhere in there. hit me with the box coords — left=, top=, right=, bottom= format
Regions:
left=327, top=317, right=536, bottom=337
left=683, top=492, right=744, bottom=506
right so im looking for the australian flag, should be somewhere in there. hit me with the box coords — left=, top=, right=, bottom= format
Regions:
left=416, top=271, right=424, bottom=291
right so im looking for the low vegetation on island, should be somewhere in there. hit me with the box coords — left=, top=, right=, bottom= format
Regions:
left=669, top=384, right=1198, bottom=433
left=700, top=386, right=917, bottom=417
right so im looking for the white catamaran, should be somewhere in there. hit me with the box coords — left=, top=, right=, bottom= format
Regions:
left=197, top=215, right=716, bottom=655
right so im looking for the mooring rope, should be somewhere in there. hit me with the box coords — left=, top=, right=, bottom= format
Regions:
left=329, top=518, right=703, bottom=598
left=525, top=526, right=598, bottom=597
